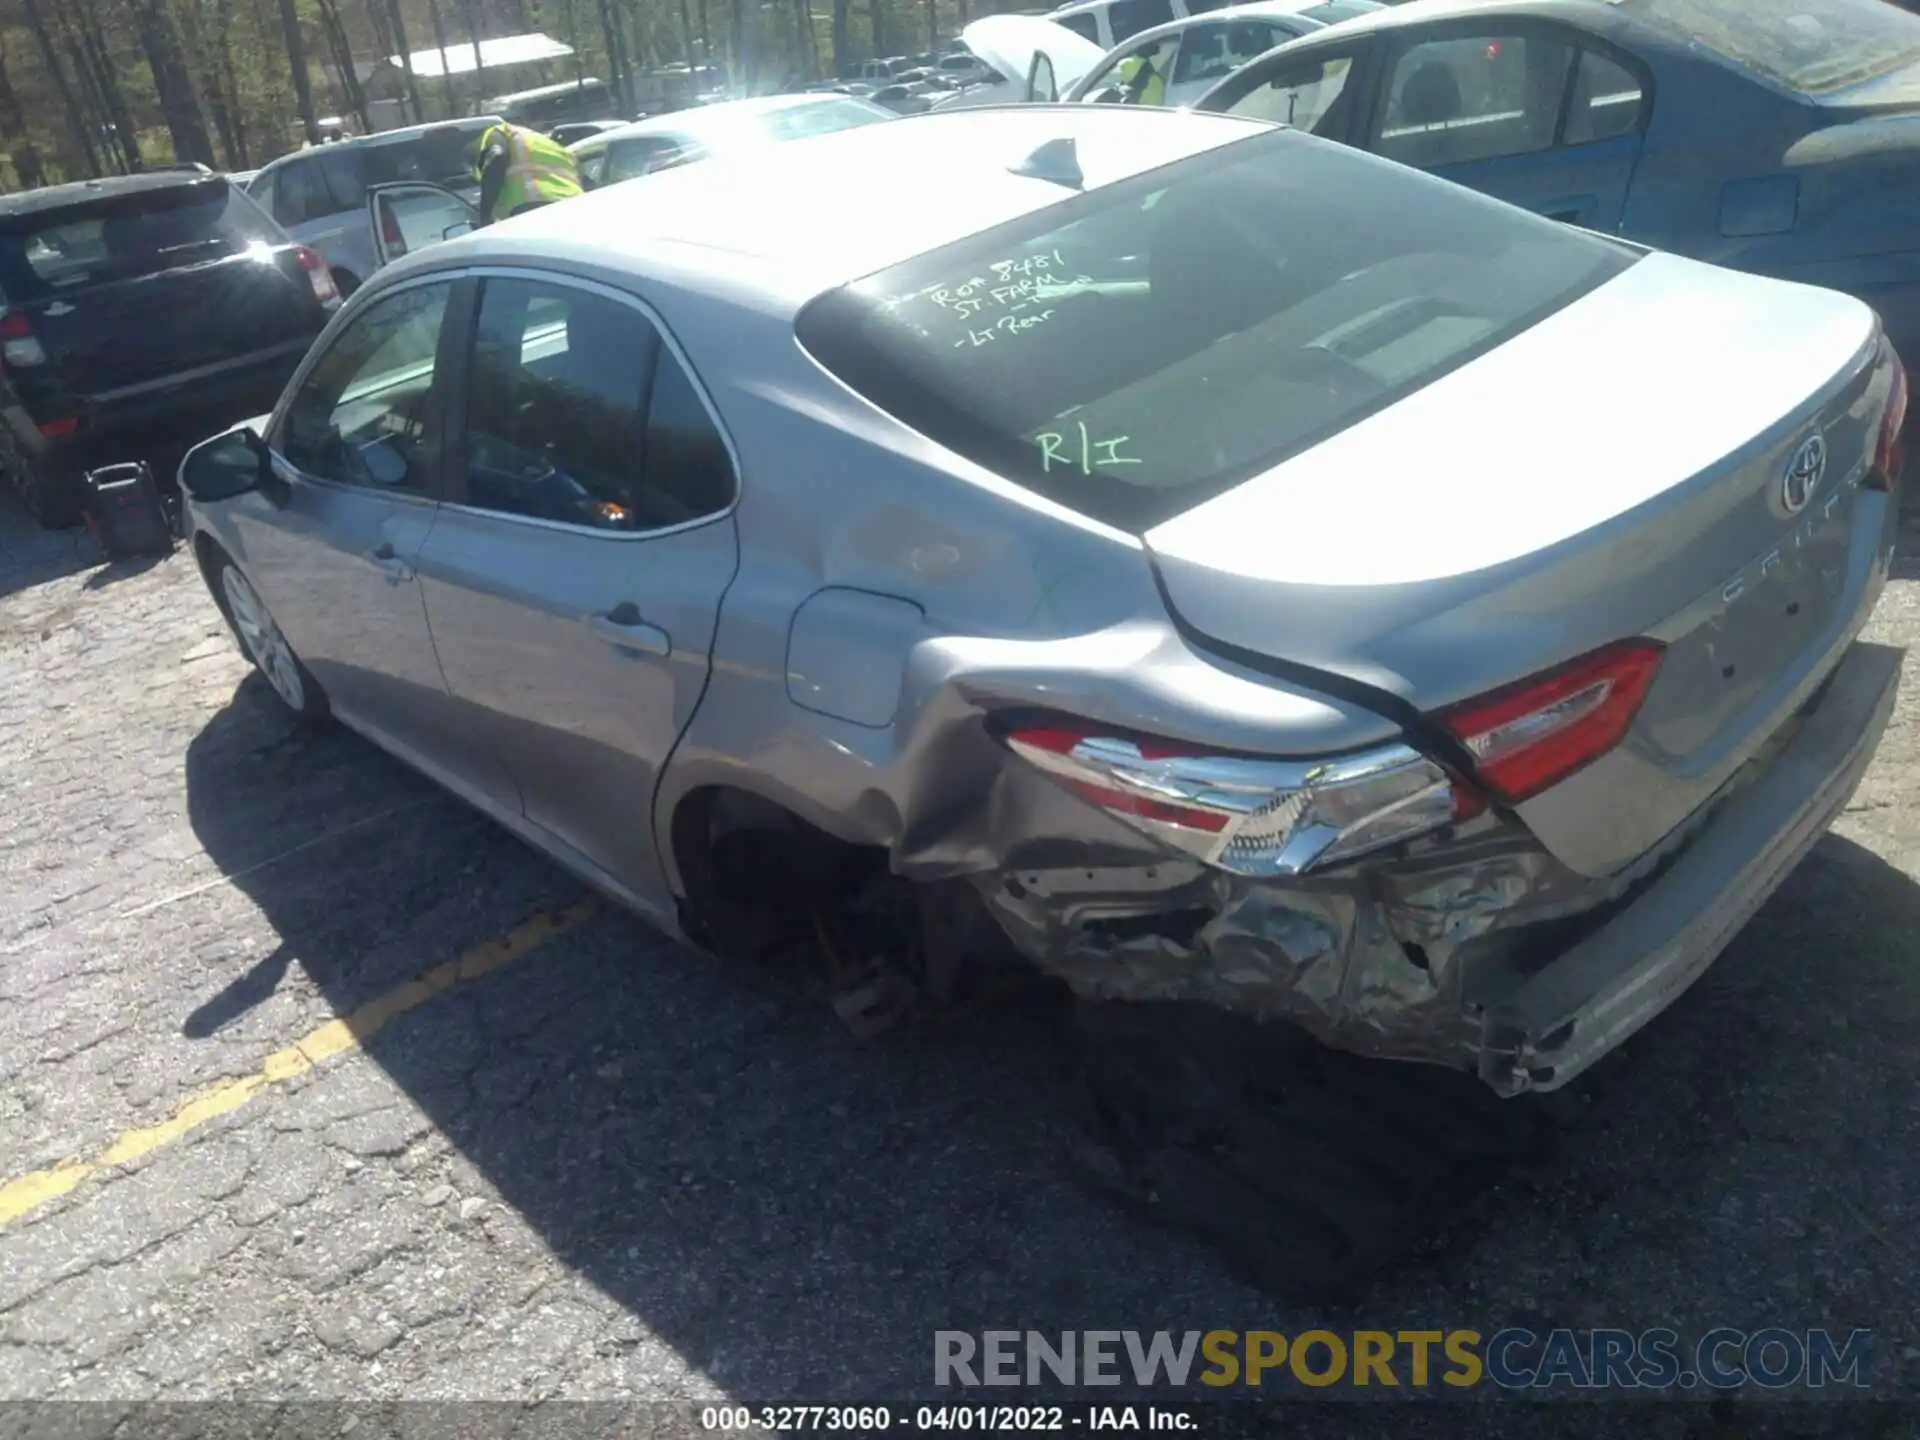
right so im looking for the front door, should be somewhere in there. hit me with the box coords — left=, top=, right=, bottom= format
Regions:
left=416, top=272, right=739, bottom=917
left=1367, top=27, right=1648, bottom=232
left=367, top=183, right=481, bottom=269
left=240, top=276, right=518, bottom=809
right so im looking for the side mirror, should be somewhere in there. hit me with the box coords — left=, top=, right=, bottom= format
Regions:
left=179, top=427, right=287, bottom=507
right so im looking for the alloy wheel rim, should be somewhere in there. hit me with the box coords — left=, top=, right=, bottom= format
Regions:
left=222, top=567, right=306, bottom=712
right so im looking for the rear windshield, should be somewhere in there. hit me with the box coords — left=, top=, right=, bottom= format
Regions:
left=0, top=181, right=281, bottom=301
left=1624, top=0, right=1920, bottom=94
left=796, top=128, right=1633, bottom=532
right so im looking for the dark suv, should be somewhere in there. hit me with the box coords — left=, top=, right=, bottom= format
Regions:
left=0, top=170, right=340, bottom=527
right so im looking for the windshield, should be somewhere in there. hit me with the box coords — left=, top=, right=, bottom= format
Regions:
left=0, top=181, right=282, bottom=301
left=796, top=129, right=1633, bottom=532
left=1625, top=0, right=1920, bottom=94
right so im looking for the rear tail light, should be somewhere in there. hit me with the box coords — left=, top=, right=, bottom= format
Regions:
left=999, top=725, right=1477, bottom=876
left=378, top=200, right=406, bottom=252
left=37, top=416, right=78, bottom=439
left=0, top=309, right=47, bottom=368
left=1440, top=639, right=1664, bottom=805
left=293, top=246, right=341, bottom=306
left=1865, top=355, right=1907, bottom=493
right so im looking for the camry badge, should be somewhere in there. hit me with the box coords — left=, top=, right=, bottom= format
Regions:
left=1782, top=433, right=1827, bottom=515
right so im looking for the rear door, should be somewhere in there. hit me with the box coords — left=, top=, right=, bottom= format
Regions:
left=416, top=271, right=739, bottom=918
left=1366, top=23, right=1649, bottom=231
left=367, top=183, right=481, bottom=268
left=0, top=180, right=325, bottom=404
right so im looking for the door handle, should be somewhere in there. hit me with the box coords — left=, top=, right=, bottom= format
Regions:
left=588, top=602, right=671, bottom=657
left=367, top=542, right=415, bottom=585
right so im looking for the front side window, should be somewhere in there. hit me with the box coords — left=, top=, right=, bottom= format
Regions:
left=1373, top=32, right=1574, bottom=168
left=279, top=282, right=451, bottom=493
left=460, top=279, right=733, bottom=531
left=1089, top=35, right=1180, bottom=101
left=796, top=128, right=1633, bottom=533
left=1222, top=52, right=1357, bottom=135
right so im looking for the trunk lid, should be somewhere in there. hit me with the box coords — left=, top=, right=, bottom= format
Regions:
left=0, top=178, right=323, bottom=400
left=1146, top=252, right=1889, bottom=874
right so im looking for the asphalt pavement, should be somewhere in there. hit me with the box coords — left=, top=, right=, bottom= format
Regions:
left=4, top=489, right=1920, bottom=1431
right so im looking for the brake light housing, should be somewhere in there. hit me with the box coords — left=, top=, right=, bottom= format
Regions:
left=293, top=246, right=341, bottom=307
left=1000, top=725, right=1479, bottom=876
left=1440, top=639, right=1664, bottom=805
left=1865, top=356, right=1907, bottom=493
left=0, top=309, right=47, bottom=368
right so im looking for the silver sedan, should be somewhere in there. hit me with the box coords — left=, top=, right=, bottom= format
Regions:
left=180, top=103, right=1905, bottom=1282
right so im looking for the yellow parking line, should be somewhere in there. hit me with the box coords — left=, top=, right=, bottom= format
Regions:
left=0, top=898, right=598, bottom=1230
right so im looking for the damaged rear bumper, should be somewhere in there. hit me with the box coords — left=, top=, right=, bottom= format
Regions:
left=977, top=642, right=1902, bottom=1094
left=1475, top=640, right=1902, bottom=1096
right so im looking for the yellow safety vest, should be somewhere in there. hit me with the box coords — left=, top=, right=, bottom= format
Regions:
left=1117, top=56, right=1167, bottom=107
left=483, top=123, right=584, bottom=220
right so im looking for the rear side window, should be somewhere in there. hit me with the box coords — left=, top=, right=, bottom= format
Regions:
left=1056, top=12, right=1101, bottom=44
left=1625, top=0, right=1920, bottom=94
left=1111, top=0, right=1174, bottom=41
left=795, top=129, right=1634, bottom=533
left=0, top=181, right=283, bottom=300
left=1374, top=33, right=1574, bottom=168
left=460, top=278, right=733, bottom=530
left=274, top=158, right=334, bottom=226
left=319, top=148, right=366, bottom=208
left=1563, top=49, right=1645, bottom=145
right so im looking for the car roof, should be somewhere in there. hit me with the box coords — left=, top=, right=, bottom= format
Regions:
left=1083, top=0, right=1352, bottom=53
left=569, top=93, right=890, bottom=152
left=1250, top=0, right=1628, bottom=46
left=255, top=115, right=504, bottom=171
left=451, top=105, right=1270, bottom=308
left=0, top=171, right=225, bottom=222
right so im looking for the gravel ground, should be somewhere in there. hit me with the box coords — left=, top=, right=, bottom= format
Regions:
left=4, top=490, right=1920, bottom=1431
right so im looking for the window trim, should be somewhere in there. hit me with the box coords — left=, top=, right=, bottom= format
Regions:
left=1364, top=19, right=1654, bottom=162
left=436, top=264, right=744, bottom=542
left=264, top=270, right=466, bottom=505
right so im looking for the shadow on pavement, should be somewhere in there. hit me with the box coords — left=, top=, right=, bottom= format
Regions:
left=0, top=491, right=99, bottom=597
left=178, top=675, right=1920, bottom=1401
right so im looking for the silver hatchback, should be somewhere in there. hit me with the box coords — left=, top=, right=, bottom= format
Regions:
left=180, top=104, right=1904, bottom=1280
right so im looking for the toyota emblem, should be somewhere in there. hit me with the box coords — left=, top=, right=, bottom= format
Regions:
left=1782, top=433, right=1827, bottom=515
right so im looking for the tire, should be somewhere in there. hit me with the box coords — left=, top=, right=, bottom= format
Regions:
left=213, top=555, right=330, bottom=726
left=9, top=447, right=84, bottom=529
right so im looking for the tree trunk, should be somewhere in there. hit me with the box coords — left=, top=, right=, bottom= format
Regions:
left=0, top=40, right=46, bottom=189
left=173, top=0, right=242, bottom=167
left=868, top=0, right=882, bottom=61
left=726, top=0, right=744, bottom=94
left=73, top=1, right=146, bottom=171
left=276, top=0, right=322, bottom=143
left=463, top=0, right=485, bottom=110
left=924, top=0, right=935, bottom=52
left=213, top=0, right=251, bottom=164
left=383, top=0, right=426, bottom=125
left=127, top=0, right=217, bottom=166
left=19, top=0, right=101, bottom=177
left=423, top=0, right=458, bottom=116
left=830, top=0, right=847, bottom=78
left=318, top=0, right=372, bottom=131
left=697, top=0, right=714, bottom=83
left=596, top=0, right=627, bottom=109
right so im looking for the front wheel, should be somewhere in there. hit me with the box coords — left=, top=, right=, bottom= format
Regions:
left=216, top=557, right=330, bottom=725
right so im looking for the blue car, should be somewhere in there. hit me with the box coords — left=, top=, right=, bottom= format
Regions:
left=1197, top=0, right=1920, bottom=371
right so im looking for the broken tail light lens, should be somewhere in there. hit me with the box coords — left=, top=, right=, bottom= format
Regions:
left=0, top=309, right=47, bottom=368
left=1440, top=639, right=1664, bottom=805
left=1865, top=355, right=1907, bottom=493
left=293, top=246, right=341, bottom=307
left=1001, top=726, right=1478, bottom=876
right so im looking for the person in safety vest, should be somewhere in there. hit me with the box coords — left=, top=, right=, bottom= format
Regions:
left=467, top=122, right=584, bottom=225
left=1116, top=51, right=1167, bottom=107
